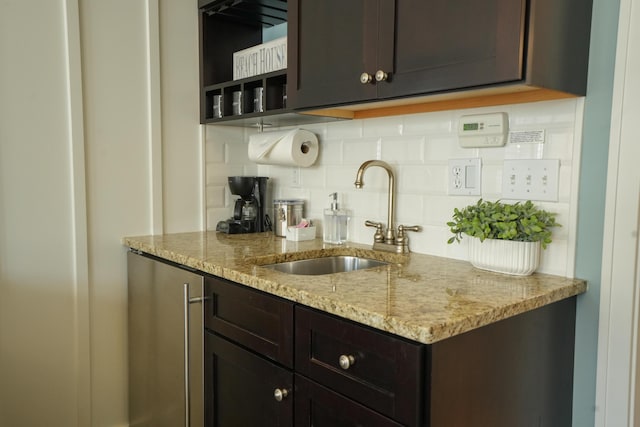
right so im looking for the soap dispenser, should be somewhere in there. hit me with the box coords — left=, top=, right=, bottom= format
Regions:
left=323, top=192, right=351, bottom=244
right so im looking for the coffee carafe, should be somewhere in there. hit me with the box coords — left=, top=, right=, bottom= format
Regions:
left=216, top=176, right=270, bottom=234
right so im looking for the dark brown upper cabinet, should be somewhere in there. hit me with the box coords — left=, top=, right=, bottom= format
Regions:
left=287, top=0, right=593, bottom=117
left=198, top=0, right=290, bottom=125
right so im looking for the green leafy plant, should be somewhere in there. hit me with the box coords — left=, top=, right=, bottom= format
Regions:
left=447, top=199, right=560, bottom=249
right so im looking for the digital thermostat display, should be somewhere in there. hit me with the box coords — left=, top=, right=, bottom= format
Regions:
left=458, top=112, right=509, bottom=148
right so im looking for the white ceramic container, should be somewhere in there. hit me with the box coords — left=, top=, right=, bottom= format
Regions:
left=468, top=237, right=541, bottom=276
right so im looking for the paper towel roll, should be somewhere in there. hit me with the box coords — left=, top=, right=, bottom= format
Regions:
left=248, top=129, right=319, bottom=167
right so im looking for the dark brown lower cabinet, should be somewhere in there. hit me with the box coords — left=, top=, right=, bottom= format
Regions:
left=204, top=275, right=577, bottom=426
left=204, top=332, right=293, bottom=426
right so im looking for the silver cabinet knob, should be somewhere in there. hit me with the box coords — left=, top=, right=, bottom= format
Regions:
left=274, top=388, right=289, bottom=402
left=375, top=70, right=389, bottom=82
left=339, top=354, right=356, bottom=370
left=360, top=72, right=373, bottom=84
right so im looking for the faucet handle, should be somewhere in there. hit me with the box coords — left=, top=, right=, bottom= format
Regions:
left=398, top=225, right=422, bottom=233
left=365, top=220, right=385, bottom=243
left=396, top=225, right=422, bottom=246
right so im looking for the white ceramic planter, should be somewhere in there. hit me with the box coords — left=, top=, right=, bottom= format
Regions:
left=468, top=237, right=541, bottom=276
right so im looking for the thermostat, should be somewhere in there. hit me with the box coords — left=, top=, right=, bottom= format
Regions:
left=458, top=112, right=509, bottom=148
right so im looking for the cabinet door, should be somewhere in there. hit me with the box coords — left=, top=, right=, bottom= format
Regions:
left=205, top=332, right=293, bottom=426
left=295, top=375, right=403, bottom=427
left=379, top=0, right=525, bottom=99
left=288, top=0, right=395, bottom=109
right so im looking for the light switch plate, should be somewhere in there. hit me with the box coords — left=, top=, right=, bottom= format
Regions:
left=448, top=158, right=482, bottom=196
left=502, top=159, right=559, bottom=201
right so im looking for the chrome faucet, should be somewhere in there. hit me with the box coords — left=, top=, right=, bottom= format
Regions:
left=354, top=160, right=422, bottom=253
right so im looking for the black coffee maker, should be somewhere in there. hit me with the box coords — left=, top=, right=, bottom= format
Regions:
left=216, top=176, right=270, bottom=234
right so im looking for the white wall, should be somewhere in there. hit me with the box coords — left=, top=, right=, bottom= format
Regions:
left=206, top=98, right=583, bottom=277
left=0, top=1, right=82, bottom=424
left=160, top=1, right=203, bottom=233
left=0, top=0, right=202, bottom=425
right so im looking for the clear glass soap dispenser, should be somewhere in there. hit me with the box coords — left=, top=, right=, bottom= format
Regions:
left=323, top=192, right=351, bottom=244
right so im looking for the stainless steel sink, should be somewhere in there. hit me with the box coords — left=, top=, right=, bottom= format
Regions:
left=262, top=256, right=388, bottom=275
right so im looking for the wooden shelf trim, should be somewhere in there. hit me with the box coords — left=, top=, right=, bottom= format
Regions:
left=302, top=86, right=579, bottom=121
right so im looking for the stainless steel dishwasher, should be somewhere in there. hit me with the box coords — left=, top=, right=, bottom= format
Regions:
left=128, top=250, right=204, bottom=427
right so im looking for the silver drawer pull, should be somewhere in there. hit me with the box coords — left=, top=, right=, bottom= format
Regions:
left=274, top=388, right=289, bottom=402
left=339, top=354, right=356, bottom=370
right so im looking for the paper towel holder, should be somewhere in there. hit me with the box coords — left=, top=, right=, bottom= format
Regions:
left=251, top=120, right=273, bottom=132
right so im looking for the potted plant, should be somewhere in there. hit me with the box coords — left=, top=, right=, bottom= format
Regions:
left=447, top=199, right=560, bottom=275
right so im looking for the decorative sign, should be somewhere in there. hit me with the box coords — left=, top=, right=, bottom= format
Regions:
left=233, top=37, right=287, bottom=80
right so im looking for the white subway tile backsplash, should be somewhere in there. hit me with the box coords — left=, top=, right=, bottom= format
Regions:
left=348, top=190, right=383, bottom=218
left=206, top=185, right=226, bottom=208
left=475, top=145, right=505, bottom=161
left=342, top=137, right=382, bottom=165
left=302, top=123, right=329, bottom=141
left=205, top=140, right=225, bottom=163
left=395, top=193, right=424, bottom=224
left=539, top=239, right=570, bottom=276
left=510, top=99, right=577, bottom=127
left=399, top=165, right=432, bottom=194
left=325, top=165, right=362, bottom=192
left=205, top=125, right=244, bottom=144
left=226, top=141, right=250, bottom=163
left=544, top=129, right=575, bottom=160
left=424, top=135, right=466, bottom=160
left=299, top=166, right=325, bottom=189
left=317, top=139, right=343, bottom=165
left=380, top=136, right=425, bottom=164
left=504, top=141, right=546, bottom=159
left=206, top=164, right=243, bottom=185
left=403, top=110, right=454, bottom=135
left=363, top=116, right=404, bottom=137
left=204, top=97, right=582, bottom=276
left=476, top=163, right=496, bottom=196
left=325, top=119, right=363, bottom=139
left=423, top=195, right=462, bottom=225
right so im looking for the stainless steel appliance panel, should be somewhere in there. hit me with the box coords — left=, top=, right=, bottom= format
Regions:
left=128, top=251, right=204, bottom=427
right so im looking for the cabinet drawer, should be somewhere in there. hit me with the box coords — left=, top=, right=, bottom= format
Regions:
left=295, top=306, right=424, bottom=426
left=205, top=276, right=294, bottom=367
left=295, top=375, right=403, bottom=427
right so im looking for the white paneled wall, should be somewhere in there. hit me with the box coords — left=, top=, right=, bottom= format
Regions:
left=205, top=98, right=583, bottom=277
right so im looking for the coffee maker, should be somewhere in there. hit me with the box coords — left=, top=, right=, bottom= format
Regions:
left=216, top=176, right=270, bottom=234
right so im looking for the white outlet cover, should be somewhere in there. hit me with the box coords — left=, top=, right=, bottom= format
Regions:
left=291, top=167, right=301, bottom=187
left=448, top=158, right=482, bottom=196
left=502, top=159, right=559, bottom=201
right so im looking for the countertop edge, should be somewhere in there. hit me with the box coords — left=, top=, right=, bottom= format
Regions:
left=123, top=235, right=587, bottom=344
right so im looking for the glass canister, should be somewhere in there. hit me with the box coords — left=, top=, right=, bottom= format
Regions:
left=273, top=199, right=304, bottom=237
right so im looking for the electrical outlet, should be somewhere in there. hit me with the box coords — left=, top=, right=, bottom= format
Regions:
left=502, top=159, right=559, bottom=201
left=291, top=167, right=301, bottom=187
left=448, top=158, right=482, bottom=196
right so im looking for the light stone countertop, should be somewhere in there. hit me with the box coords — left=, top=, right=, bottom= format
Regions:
left=123, top=231, right=587, bottom=344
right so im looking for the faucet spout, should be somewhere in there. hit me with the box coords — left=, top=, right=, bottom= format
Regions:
left=354, top=160, right=396, bottom=243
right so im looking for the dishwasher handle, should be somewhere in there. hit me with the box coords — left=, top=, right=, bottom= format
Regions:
left=184, top=284, right=205, bottom=427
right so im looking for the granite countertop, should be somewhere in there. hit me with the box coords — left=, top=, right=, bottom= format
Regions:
left=123, top=231, right=587, bottom=344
